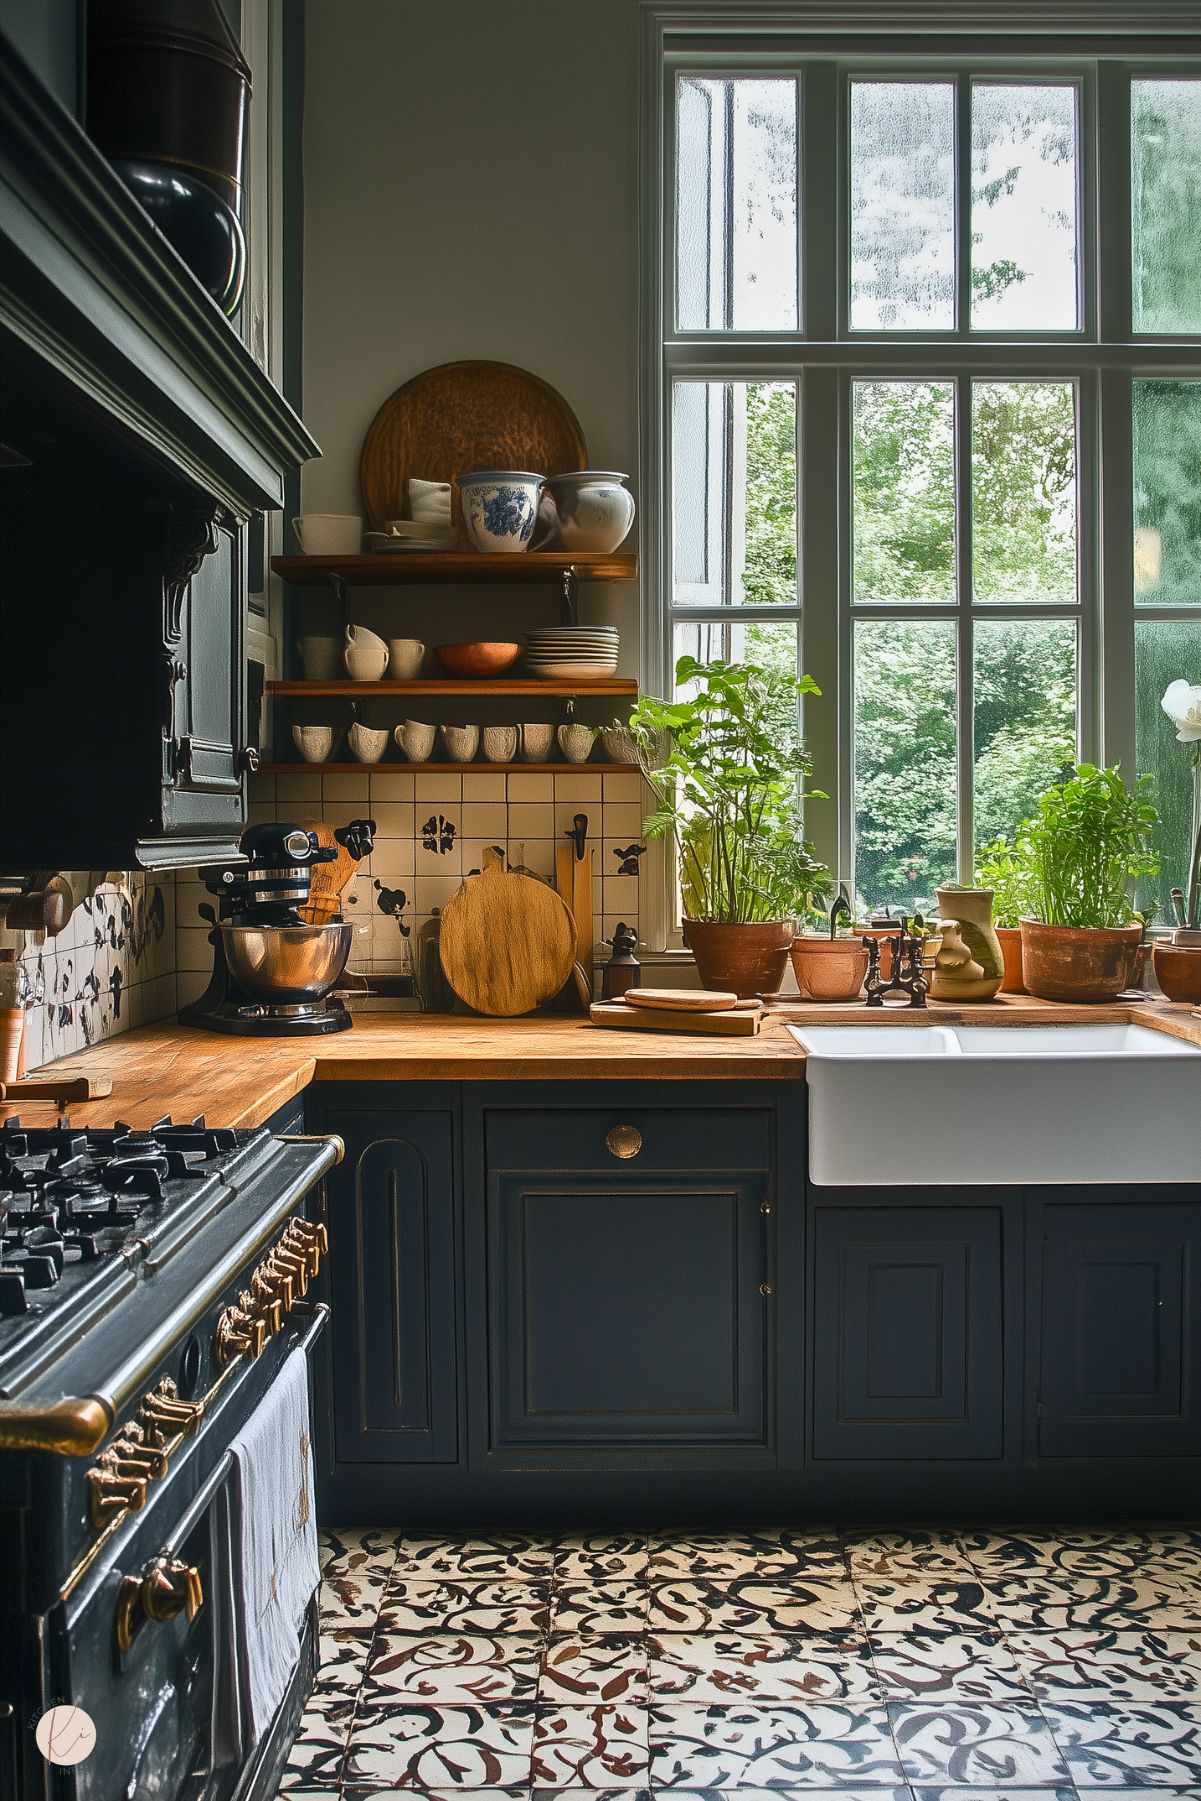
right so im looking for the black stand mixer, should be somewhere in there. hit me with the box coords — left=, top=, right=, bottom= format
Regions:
left=180, top=820, right=374, bottom=1035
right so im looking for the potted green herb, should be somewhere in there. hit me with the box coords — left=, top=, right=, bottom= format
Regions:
left=629, top=656, right=830, bottom=996
left=1019, top=763, right=1160, bottom=1002
left=974, top=835, right=1038, bottom=993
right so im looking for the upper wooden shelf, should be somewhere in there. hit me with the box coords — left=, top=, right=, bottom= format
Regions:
left=272, top=552, right=637, bottom=586
left=268, top=679, right=637, bottom=698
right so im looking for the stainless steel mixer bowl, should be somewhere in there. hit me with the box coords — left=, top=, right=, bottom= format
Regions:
left=219, top=922, right=354, bottom=1003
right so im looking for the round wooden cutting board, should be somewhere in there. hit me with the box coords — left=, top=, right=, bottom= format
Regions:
left=359, top=360, right=588, bottom=533
left=439, top=850, right=575, bottom=1017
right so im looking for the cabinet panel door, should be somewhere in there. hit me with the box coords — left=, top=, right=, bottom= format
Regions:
left=159, top=523, right=247, bottom=847
left=1039, top=1199, right=1201, bottom=1458
left=487, top=1174, right=771, bottom=1452
left=326, top=1112, right=458, bottom=1463
left=813, top=1206, right=1004, bottom=1459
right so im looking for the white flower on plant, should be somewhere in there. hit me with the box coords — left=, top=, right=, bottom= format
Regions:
left=1161, top=678, right=1201, bottom=743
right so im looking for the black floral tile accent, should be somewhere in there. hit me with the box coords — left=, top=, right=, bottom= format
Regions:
left=868, top=1630, right=1029, bottom=1702
left=379, top=1578, right=551, bottom=1637
left=552, top=1581, right=651, bottom=1637
left=362, top=1630, right=541, bottom=1703
left=277, top=1696, right=354, bottom=1791
left=982, top=1572, right=1201, bottom=1633
left=555, top=1534, right=650, bottom=1582
left=343, top=1702, right=535, bottom=1790
left=389, top=1532, right=556, bottom=1580
left=648, top=1576, right=861, bottom=1635
left=888, top=1699, right=1071, bottom=1786
left=853, top=1576, right=995, bottom=1635
left=319, top=1527, right=401, bottom=1578
left=963, top=1526, right=1201, bottom=1580
left=846, top=1532, right=975, bottom=1580
left=647, top=1701, right=903, bottom=1788
left=1006, top=1626, right=1201, bottom=1702
left=532, top=1703, right=650, bottom=1787
left=541, top=1635, right=649, bottom=1704
left=648, top=1632, right=878, bottom=1705
left=1042, top=1698, right=1201, bottom=1788
left=648, top=1531, right=847, bottom=1580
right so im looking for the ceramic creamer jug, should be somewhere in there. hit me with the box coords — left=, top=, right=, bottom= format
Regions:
left=343, top=623, right=389, bottom=680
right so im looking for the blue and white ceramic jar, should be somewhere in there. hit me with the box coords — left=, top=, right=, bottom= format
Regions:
left=459, top=470, right=546, bottom=553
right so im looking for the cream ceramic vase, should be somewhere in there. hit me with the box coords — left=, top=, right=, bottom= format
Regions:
left=932, top=885, right=1004, bottom=1001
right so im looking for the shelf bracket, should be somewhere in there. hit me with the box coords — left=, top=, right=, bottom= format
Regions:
left=560, top=565, right=579, bottom=627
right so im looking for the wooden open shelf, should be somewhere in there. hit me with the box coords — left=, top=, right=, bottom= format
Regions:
left=272, top=551, right=637, bottom=585
left=268, top=678, right=636, bottom=698
left=259, top=761, right=636, bottom=776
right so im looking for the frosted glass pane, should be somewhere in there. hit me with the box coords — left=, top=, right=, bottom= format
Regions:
left=675, top=76, right=798, bottom=331
left=671, top=381, right=797, bottom=607
left=850, top=82, right=955, bottom=330
left=1132, top=79, right=1201, bottom=334
left=971, top=84, right=1080, bottom=330
left=1135, top=619, right=1201, bottom=924
left=1133, top=379, right=1201, bottom=606
left=854, top=620, right=957, bottom=914
left=974, top=620, right=1077, bottom=854
left=972, top=381, right=1077, bottom=602
left=852, top=381, right=955, bottom=603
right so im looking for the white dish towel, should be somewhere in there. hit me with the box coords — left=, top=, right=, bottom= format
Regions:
left=229, top=1346, right=320, bottom=1744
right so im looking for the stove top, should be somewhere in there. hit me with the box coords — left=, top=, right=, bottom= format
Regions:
left=0, top=1116, right=271, bottom=1362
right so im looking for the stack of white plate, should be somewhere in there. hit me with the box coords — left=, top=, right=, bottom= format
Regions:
left=525, top=625, right=620, bottom=680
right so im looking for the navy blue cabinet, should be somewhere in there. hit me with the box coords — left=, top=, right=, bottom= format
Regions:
left=317, top=1105, right=459, bottom=1464
left=1036, top=1197, right=1201, bottom=1459
left=812, top=1203, right=1005, bottom=1460
left=474, top=1097, right=777, bottom=1466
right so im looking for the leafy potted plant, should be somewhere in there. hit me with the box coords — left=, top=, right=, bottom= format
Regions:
left=1019, top=762, right=1160, bottom=1002
left=629, top=656, right=830, bottom=996
left=974, top=835, right=1037, bottom=993
left=790, top=885, right=870, bottom=1001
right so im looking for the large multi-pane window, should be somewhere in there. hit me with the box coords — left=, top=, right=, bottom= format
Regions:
left=648, top=32, right=1200, bottom=941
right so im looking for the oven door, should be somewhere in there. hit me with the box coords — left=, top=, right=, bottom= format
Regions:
left=45, top=1306, right=327, bottom=1801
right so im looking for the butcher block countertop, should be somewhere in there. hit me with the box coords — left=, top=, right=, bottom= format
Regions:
left=18, top=997, right=1201, bottom=1130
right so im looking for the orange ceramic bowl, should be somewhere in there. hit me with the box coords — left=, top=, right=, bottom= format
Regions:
left=435, top=641, right=522, bottom=678
left=1152, top=942, right=1201, bottom=1004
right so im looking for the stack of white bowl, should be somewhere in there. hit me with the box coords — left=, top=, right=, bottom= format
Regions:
left=525, top=624, right=619, bottom=680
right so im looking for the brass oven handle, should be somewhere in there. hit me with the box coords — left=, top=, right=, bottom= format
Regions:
left=606, top=1124, right=643, bottom=1160
left=116, top=1556, right=205, bottom=1652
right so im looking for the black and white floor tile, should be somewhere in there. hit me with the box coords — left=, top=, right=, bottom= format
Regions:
left=280, top=1525, right=1201, bottom=1797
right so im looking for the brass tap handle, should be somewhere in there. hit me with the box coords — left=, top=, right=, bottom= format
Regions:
left=142, top=1557, right=204, bottom=1625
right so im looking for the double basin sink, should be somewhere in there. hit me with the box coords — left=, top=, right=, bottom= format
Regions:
left=788, top=1023, right=1201, bottom=1186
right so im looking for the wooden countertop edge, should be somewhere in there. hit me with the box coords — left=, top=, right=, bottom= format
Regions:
left=14, top=1000, right=1200, bottom=1129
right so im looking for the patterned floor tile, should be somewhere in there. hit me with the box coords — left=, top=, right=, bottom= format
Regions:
left=868, top=1631, right=1029, bottom=1701
left=533, top=1703, right=649, bottom=1787
left=379, top=1578, right=551, bottom=1636
left=342, top=1702, right=535, bottom=1789
left=983, top=1573, right=1201, bottom=1632
left=647, top=1702, right=903, bottom=1788
left=889, top=1700, right=1071, bottom=1786
left=910, top=1790, right=1076, bottom=1801
left=648, top=1632, right=877, bottom=1705
left=847, top=1533, right=975, bottom=1580
left=648, top=1577, right=861, bottom=1635
left=854, top=1577, right=995, bottom=1635
left=556, top=1535, right=650, bottom=1581
left=318, top=1526, right=401, bottom=1577
left=964, top=1526, right=1201, bottom=1580
left=361, top=1631, right=541, bottom=1703
left=1006, top=1627, right=1201, bottom=1701
left=389, top=1532, right=556, bottom=1579
left=277, top=1696, right=353, bottom=1790
left=648, top=1531, right=847, bottom=1579
left=542, top=1636, right=649, bottom=1704
left=1042, top=1699, right=1201, bottom=1787
left=636, top=1792, right=909, bottom=1801
left=314, top=1629, right=373, bottom=1696
left=552, top=1581, right=650, bottom=1636
left=319, top=1571, right=390, bottom=1631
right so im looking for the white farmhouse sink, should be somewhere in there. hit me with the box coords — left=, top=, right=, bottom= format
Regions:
left=789, top=1023, right=1201, bottom=1186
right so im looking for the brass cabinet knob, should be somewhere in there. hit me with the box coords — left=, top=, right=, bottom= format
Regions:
left=605, top=1124, right=643, bottom=1160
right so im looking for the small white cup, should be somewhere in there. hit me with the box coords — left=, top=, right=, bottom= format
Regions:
left=557, top=723, right=594, bottom=764
left=408, top=478, right=453, bottom=521
left=519, top=722, right=554, bottom=762
left=388, top=638, right=426, bottom=680
left=292, top=513, right=363, bottom=556
left=482, top=725, right=518, bottom=763
left=348, top=722, right=390, bottom=764
left=293, top=724, right=335, bottom=764
left=343, top=623, right=390, bottom=680
left=396, top=720, right=436, bottom=763
left=440, top=723, right=480, bottom=763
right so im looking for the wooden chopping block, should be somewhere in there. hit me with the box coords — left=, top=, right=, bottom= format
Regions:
left=0, top=1074, right=114, bottom=1102
left=590, top=1001, right=763, bottom=1036
left=440, top=849, right=575, bottom=1016
left=624, top=987, right=739, bottom=1012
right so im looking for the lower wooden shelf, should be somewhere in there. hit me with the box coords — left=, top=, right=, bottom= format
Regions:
left=257, top=761, right=639, bottom=776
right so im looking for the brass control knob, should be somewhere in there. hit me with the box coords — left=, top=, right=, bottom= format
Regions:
left=260, top=1260, right=296, bottom=1312
left=88, top=1456, right=149, bottom=1526
left=140, top=1378, right=203, bottom=1438
left=215, top=1305, right=266, bottom=1367
left=115, top=1422, right=169, bottom=1480
left=143, top=1557, right=204, bottom=1624
left=248, top=1270, right=283, bottom=1335
left=270, top=1247, right=309, bottom=1296
left=283, top=1224, right=322, bottom=1278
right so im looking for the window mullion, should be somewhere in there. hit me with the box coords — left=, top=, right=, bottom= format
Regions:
left=956, top=72, right=972, bottom=337
left=801, top=365, right=843, bottom=890
left=1099, top=366, right=1136, bottom=773
left=956, top=375, right=976, bottom=881
left=803, top=62, right=839, bottom=340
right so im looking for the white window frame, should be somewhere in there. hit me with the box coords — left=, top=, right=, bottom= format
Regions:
left=638, top=3, right=1201, bottom=954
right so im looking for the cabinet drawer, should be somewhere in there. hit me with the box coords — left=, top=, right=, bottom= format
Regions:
left=485, top=1106, right=771, bottom=1176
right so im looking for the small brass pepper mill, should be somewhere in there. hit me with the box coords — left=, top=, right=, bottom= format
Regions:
left=863, top=914, right=928, bottom=1008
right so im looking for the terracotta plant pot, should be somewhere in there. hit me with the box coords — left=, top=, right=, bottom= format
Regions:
left=682, top=919, right=793, bottom=999
left=1152, top=941, right=1201, bottom=1004
left=789, top=936, right=869, bottom=1002
left=995, top=925, right=1026, bottom=994
left=1019, top=918, right=1144, bottom=1003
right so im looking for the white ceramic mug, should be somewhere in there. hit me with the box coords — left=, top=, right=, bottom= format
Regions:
left=348, top=722, right=390, bottom=764
left=557, top=723, right=594, bottom=764
left=395, top=720, right=436, bottom=763
left=344, top=623, right=390, bottom=680
left=519, top=723, right=554, bottom=762
left=293, top=724, right=335, bottom=764
left=292, top=513, right=363, bottom=556
left=388, top=638, right=426, bottom=680
left=408, top=478, right=453, bottom=522
left=298, top=635, right=343, bottom=680
left=482, top=725, right=518, bottom=763
left=440, top=723, right=480, bottom=763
